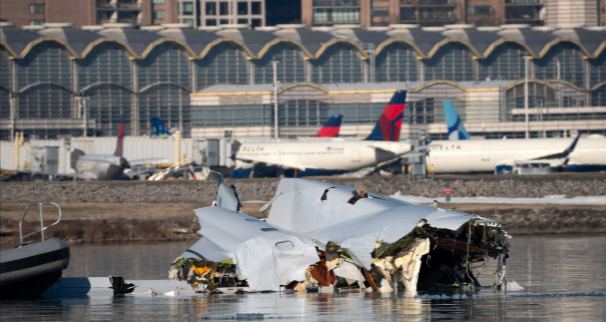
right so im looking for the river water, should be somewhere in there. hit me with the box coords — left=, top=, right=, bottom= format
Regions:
left=2, top=235, right=605, bottom=321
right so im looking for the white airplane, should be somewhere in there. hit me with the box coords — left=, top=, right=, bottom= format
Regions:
left=426, top=102, right=606, bottom=174
left=231, top=91, right=413, bottom=178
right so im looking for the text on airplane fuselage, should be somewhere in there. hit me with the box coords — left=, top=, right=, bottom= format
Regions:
left=240, top=146, right=264, bottom=152
left=429, top=144, right=462, bottom=150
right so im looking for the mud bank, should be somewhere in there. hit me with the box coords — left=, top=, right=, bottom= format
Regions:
left=1, top=202, right=604, bottom=245
left=1, top=176, right=605, bottom=204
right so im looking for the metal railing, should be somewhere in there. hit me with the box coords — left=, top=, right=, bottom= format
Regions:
left=19, top=202, right=62, bottom=245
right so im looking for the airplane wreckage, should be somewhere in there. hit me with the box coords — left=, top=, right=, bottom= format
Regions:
left=169, top=172, right=512, bottom=294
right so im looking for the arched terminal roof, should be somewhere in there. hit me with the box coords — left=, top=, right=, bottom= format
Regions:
left=1, top=23, right=605, bottom=60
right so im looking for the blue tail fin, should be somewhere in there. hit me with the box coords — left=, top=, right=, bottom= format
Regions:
left=365, top=90, right=406, bottom=141
left=316, top=114, right=342, bottom=137
left=443, top=101, right=470, bottom=140
left=151, top=117, right=170, bottom=136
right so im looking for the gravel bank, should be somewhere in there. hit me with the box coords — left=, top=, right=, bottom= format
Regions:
left=1, top=176, right=605, bottom=204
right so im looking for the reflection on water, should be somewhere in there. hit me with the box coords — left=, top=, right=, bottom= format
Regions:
left=1, top=235, right=605, bottom=321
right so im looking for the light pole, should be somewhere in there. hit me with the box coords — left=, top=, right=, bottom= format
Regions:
left=524, top=55, right=530, bottom=139
left=271, top=57, right=280, bottom=139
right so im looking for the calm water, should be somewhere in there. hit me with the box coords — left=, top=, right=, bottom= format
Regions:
left=2, top=235, right=606, bottom=321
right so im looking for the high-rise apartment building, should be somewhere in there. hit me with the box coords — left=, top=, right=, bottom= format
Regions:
left=545, top=0, right=600, bottom=26
left=0, top=0, right=179, bottom=28
left=302, top=0, right=602, bottom=27
left=179, top=0, right=265, bottom=28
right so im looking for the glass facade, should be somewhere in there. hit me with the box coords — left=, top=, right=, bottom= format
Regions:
left=1, top=27, right=604, bottom=140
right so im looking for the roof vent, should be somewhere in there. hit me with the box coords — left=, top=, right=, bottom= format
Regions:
left=43, top=23, right=74, bottom=28
left=255, top=26, right=279, bottom=31
left=500, top=24, right=531, bottom=29
left=444, top=24, right=475, bottom=29
left=161, top=23, right=193, bottom=29
left=390, top=24, right=420, bottom=29
left=585, top=26, right=606, bottom=31
left=334, top=24, right=363, bottom=29
left=422, top=27, right=446, bottom=32
left=276, top=24, right=307, bottom=29
left=477, top=27, right=502, bottom=32
left=532, top=26, right=557, bottom=32
left=0, top=22, right=15, bottom=27
left=367, top=26, right=392, bottom=31
left=22, top=25, right=46, bottom=30
left=82, top=25, right=106, bottom=31
left=221, top=24, right=250, bottom=29
left=102, top=23, right=137, bottom=28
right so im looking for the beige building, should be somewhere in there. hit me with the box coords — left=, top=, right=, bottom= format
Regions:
left=545, top=0, right=599, bottom=26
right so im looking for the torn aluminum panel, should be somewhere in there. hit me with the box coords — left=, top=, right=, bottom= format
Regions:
left=174, top=175, right=510, bottom=294
left=178, top=207, right=318, bottom=292
left=267, top=179, right=415, bottom=234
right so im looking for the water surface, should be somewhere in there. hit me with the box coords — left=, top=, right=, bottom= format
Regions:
left=2, top=235, right=605, bottom=321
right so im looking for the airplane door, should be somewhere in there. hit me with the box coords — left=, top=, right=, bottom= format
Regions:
left=481, top=143, right=490, bottom=161
left=351, top=146, right=361, bottom=162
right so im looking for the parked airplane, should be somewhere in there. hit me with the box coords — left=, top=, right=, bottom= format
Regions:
left=429, top=104, right=606, bottom=173
left=231, top=91, right=412, bottom=178
left=443, top=101, right=470, bottom=140
left=70, top=118, right=165, bottom=180
left=315, top=114, right=343, bottom=138
left=151, top=117, right=170, bottom=136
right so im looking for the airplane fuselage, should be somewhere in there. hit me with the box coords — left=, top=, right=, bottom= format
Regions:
left=76, top=155, right=128, bottom=180
left=427, top=137, right=606, bottom=173
left=233, top=140, right=412, bottom=177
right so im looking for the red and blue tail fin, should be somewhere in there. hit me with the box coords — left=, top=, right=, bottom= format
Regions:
left=365, top=90, right=406, bottom=141
left=316, top=114, right=343, bottom=137
left=114, top=114, right=126, bottom=157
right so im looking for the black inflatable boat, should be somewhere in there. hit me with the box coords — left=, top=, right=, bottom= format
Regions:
left=0, top=203, right=70, bottom=299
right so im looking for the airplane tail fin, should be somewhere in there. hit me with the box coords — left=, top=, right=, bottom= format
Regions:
left=114, top=114, right=126, bottom=157
left=151, top=117, right=170, bottom=136
left=444, top=101, right=470, bottom=140
left=315, top=114, right=343, bottom=137
left=365, top=90, right=406, bottom=141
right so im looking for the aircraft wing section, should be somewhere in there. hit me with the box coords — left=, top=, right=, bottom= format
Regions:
left=496, top=134, right=581, bottom=168
left=179, top=207, right=318, bottom=291
left=128, top=158, right=168, bottom=166
left=529, top=133, right=581, bottom=161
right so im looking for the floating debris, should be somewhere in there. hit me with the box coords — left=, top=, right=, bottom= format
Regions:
left=169, top=172, right=512, bottom=294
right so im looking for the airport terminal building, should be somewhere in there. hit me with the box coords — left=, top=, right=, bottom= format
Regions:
left=1, top=22, right=606, bottom=140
